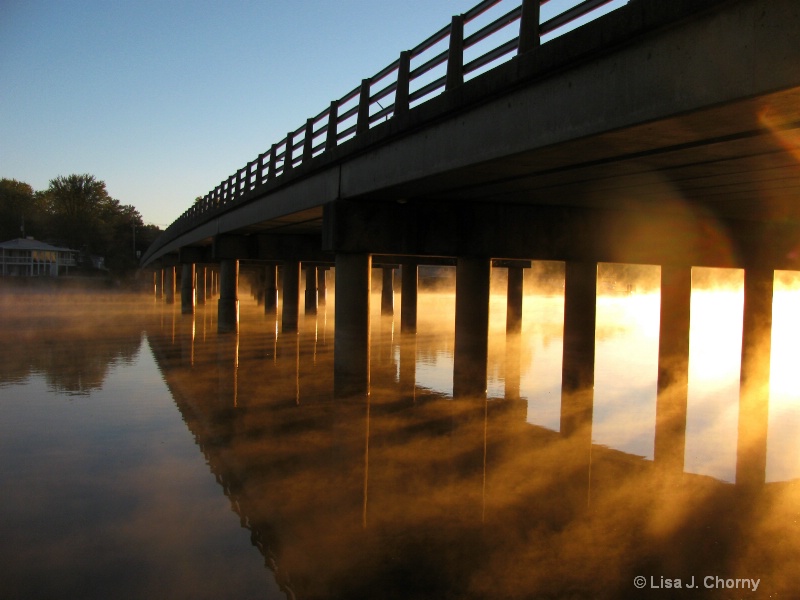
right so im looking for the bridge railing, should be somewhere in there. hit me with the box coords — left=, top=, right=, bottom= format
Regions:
left=148, top=0, right=623, bottom=262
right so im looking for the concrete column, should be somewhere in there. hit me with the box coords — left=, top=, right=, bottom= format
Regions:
left=196, top=266, right=206, bottom=306
left=155, top=269, right=162, bottom=301
left=381, top=266, right=394, bottom=316
left=736, top=267, right=773, bottom=487
left=217, top=259, right=239, bottom=333
left=654, top=265, right=692, bottom=472
left=453, top=258, right=491, bottom=398
left=506, top=266, right=524, bottom=334
left=304, top=265, right=318, bottom=315
left=164, top=266, right=176, bottom=305
left=282, top=260, right=300, bottom=332
left=400, top=262, right=418, bottom=334
left=560, top=261, right=597, bottom=437
left=334, top=253, right=371, bottom=397
left=318, top=267, right=327, bottom=307
left=181, top=263, right=196, bottom=315
left=264, top=264, right=278, bottom=314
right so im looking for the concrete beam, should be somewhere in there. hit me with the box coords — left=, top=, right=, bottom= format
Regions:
left=213, top=234, right=250, bottom=260
left=179, top=246, right=208, bottom=264
left=254, top=234, right=331, bottom=262
left=324, top=199, right=800, bottom=270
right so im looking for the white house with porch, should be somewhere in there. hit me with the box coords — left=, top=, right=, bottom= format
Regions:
left=0, top=238, right=78, bottom=277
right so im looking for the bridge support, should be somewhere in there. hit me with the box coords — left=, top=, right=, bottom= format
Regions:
left=264, top=264, right=278, bottom=314
left=453, top=258, right=491, bottom=398
left=560, top=261, right=597, bottom=437
left=400, top=262, right=418, bottom=334
left=381, top=267, right=394, bottom=317
left=181, top=264, right=195, bottom=315
left=282, top=261, right=300, bottom=332
left=196, top=266, right=206, bottom=306
left=654, top=265, right=692, bottom=472
left=318, top=267, right=327, bottom=307
left=334, top=253, right=371, bottom=397
left=217, top=259, right=239, bottom=333
left=304, top=265, right=318, bottom=315
left=154, top=269, right=163, bottom=301
left=506, top=266, right=524, bottom=334
left=736, top=267, right=773, bottom=487
left=164, top=266, right=176, bottom=305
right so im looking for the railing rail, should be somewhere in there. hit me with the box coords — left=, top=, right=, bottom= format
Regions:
left=144, top=0, right=627, bottom=264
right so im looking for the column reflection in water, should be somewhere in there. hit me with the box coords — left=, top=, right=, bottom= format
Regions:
left=140, top=263, right=800, bottom=599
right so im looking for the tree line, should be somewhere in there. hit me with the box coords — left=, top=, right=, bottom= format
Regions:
left=0, top=175, right=162, bottom=275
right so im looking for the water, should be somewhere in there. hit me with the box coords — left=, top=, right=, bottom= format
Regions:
left=1, top=275, right=799, bottom=599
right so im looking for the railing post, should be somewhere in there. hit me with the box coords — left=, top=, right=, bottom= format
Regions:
left=284, top=132, right=294, bottom=172
left=256, top=153, right=265, bottom=187
left=303, top=117, right=314, bottom=163
left=446, top=14, right=464, bottom=91
left=357, top=78, right=371, bottom=134
left=395, top=50, right=411, bottom=118
left=268, top=143, right=278, bottom=180
left=326, top=100, right=339, bottom=151
left=518, top=0, right=540, bottom=54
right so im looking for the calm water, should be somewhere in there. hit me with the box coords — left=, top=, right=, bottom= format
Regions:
left=2, top=270, right=799, bottom=599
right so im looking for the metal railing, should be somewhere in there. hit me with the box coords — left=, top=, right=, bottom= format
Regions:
left=146, top=0, right=624, bottom=263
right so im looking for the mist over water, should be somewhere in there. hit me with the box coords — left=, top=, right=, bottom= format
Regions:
left=2, top=267, right=800, bottom=598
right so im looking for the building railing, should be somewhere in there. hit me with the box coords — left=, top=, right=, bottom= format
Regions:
left=145, top=0, right=623, bottom=264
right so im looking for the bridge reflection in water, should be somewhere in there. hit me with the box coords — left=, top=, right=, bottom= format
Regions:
left=148, top=268, right=800, bottom=599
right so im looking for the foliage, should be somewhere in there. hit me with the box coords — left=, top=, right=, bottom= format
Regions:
left=0, top=179, right=46, bottom=241
left=1, top=174, right=162, bottom=275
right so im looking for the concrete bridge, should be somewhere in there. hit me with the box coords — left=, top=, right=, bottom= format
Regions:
left=141, top=0, right=800, bottom=486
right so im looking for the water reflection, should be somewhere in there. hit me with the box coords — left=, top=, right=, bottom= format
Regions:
left=147, top=274, right=799, bottom=598
left=3, top=276, right=800, bottom=598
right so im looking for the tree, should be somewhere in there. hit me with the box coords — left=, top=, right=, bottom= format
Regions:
left=0, top=178, right=46, bottom=241
left=42, top=174, right=115, bottom=255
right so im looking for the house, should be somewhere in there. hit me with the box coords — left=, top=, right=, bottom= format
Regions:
left=0, top=237, right=78, bottom=277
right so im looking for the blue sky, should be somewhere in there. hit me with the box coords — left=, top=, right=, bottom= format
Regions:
left=1, top=0, right=624, bottom=228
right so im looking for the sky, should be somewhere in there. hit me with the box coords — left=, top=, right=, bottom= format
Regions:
left=1, top=0, right=624, bottom=229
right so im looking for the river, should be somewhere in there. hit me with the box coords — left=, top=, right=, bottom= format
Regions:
left=1, top=267, right=798, bottom=598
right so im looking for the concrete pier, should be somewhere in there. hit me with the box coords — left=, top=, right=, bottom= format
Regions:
left=282, top=261, right=300, bottom=332
left=217, top=259, right=239, bottom=333
left=560, top=262, right=597, bottom=436
left=453, top=258, right=491, bottom=398
left=304, top=265, right=318, bottom=315
left=317, top=267, right=327, bottom=307
left=264, top=264, right=278, bottom=314
left=400, top=262, right=418, bottom=334
left=181, top=264, right=195, bottom=315
left=654, top=266, right=692, bottom=471
left=164, top=266, right=176, bottom=305
left=506, top=266, right=524, bottom=334
left=736, top=267, right=774, bottom=487
left=196, top=266, right=206, bottom=306
left=381, top=267, right=394, bottom=317
left=155, top=269, right=163, bottom=301
left=334, top=253, right=371, bottom=397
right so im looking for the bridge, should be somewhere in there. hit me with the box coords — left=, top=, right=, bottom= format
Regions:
left=141, top=0, right=800, bottom=486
